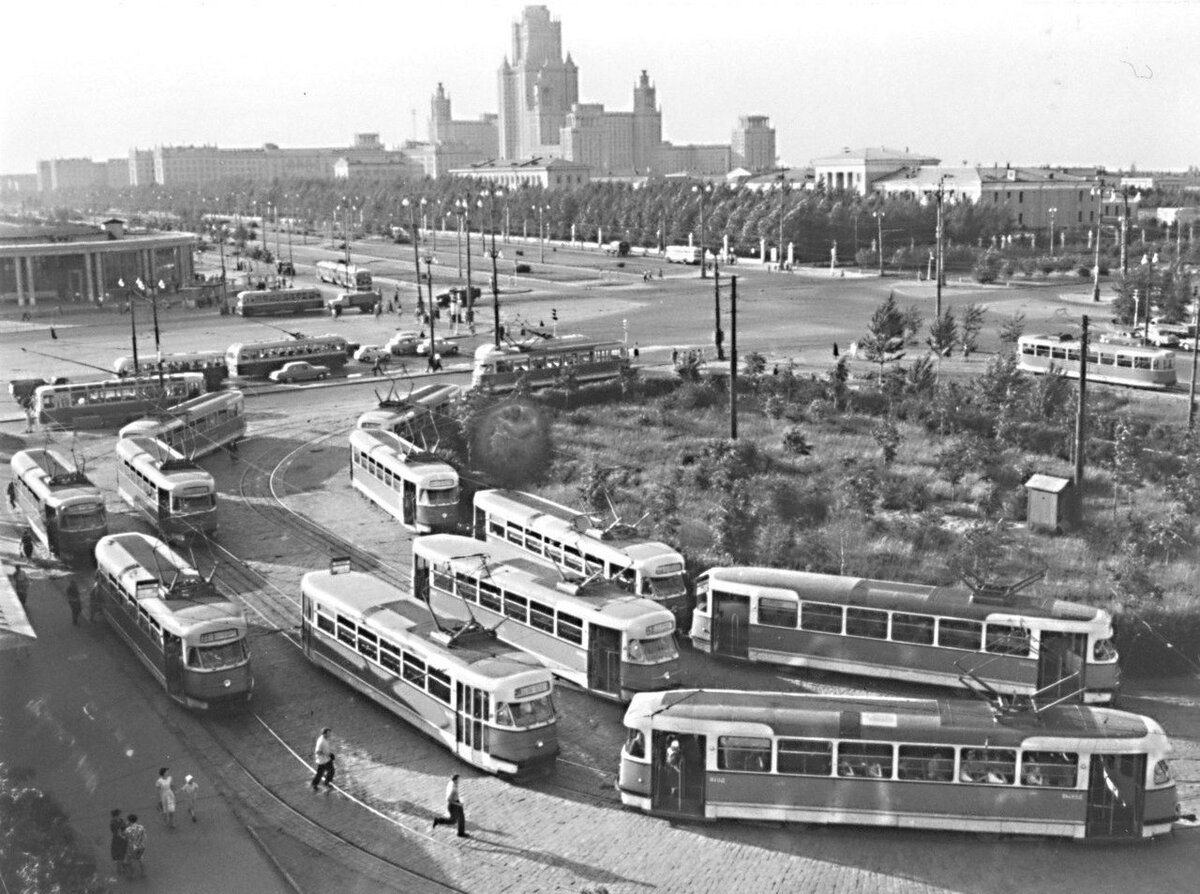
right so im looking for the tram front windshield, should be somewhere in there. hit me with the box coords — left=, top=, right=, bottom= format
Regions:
left=645, top=572, right=686, bottom=600
left=421, top=484, right=459, bottom=507
left=495, top=694, right=555, bottom=728
left=60, top=503, right=107, bottom=529
left=188, top=639, right=247, bottom=670
left=173, top=493, right=215, bottom=513
left=627, top=634, right=677, bottom=663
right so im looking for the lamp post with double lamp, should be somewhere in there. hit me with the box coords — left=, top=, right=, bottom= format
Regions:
left=455, top=196, right=474, bottom=323
left=872, top=210, right=885, bottom=277
left=934, top=175, right=953, bottom=322
left=1090, top=181, right=1105, bottom=302
left=402, top=198, right=424, bottom=311
left=535, top=204, right=548, bottom=263
left=1048, top=207, right=1057, bottom=258
left=692, top=183, right=711, bottom=278
left=422, top=253, right=439, bottom=371
left=483, top=188, right=505, bottom=344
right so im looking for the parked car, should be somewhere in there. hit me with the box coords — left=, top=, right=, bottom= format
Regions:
left=268, top=361, right=330, bottom=383
left=353, top=345, right=390, bottom=364
left=386, top=330, right=424, bottom=356
left=415, top=337, right=460, bottom=357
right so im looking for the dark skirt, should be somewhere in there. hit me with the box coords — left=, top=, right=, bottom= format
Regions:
left=110, top=822, right=127, bottom=861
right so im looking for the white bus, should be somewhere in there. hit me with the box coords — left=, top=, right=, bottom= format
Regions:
left=664, top=245, right=702, bottom=264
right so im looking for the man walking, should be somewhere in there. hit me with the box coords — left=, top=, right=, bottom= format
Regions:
left=312, top=727, right=335, bottom=792
left=431, top=773, right=467, bottom=838
left=66, top=580, right=82, bottom=625
left=181, top=775, right=199, bottom=822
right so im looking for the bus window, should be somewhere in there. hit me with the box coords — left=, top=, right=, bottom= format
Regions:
left=777, top=739, right=832, bottom=776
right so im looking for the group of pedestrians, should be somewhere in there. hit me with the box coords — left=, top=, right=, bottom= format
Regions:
left=108, top=767, right=200, bottom=877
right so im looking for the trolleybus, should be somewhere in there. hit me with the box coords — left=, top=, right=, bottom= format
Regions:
left=10, top=448, right=107, bottom=562
left=225, top=334, right=349, bottom=379
left=301, top=558, right=559, bottom=776
left=473, top=488, right=688, bottom=622
left=414, top=534, right=680, bottom=701
left=119, top=391, right=246, bottom=460
left=690, top=567, right=1119, bottom=704
left=315, top=260, right=373, bottom=291
left=618, top=689, right=1179, bottom=840
left=33, top=373, right=206, bottom=430
left=115, top=437, right=218, bottom=541
left=235, top=288, right=325, bottom=316
left=1017, top=334, right=1176, bottom=389
left=471, top=338, right=629, bottom=393
left=113, top=351, right=228, bottom=391
left=349, top=429, right=459, bottom=533
left=356, top=383, right=463, bottom=439
left=93, top=532, right=253, bottom=709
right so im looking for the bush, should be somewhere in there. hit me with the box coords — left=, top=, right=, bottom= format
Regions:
left=515, top=263, right=532, bottom=273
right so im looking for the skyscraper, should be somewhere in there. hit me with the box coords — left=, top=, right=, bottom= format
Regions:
left=497, top=5, right=578, bottom=160
left=732, top=116, right=776, bottom=173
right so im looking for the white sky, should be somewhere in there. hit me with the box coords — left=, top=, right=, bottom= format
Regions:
left=2, top=0, right=1196, bottom=175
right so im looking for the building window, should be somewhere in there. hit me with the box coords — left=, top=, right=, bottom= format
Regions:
left=1018, top=191, right=1024, bottom=203
left=1018, top=213, right=1024, bottom=225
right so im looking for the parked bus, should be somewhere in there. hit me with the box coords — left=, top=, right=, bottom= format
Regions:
left=301, top=558, right=559, bottom=776
left=690, top=566, right=1120, bottom=704
left=1017, top=334, right=1176, bottom=389
left=113, top=351, right=227, bottom=391
left=119, top=391, right=246, bottom=460
left=93, top=532, right=253, bottom=710
left=235, top=288, right=325, bottom=317
left=348, top=428, right=459, bottom=533
left=356, top=383, right=463, bottom=440
left=664, top=245, right=702, bottom=264
left=225, top=334, right=349, bottom=379
left=315, top=260, right=373, bottom=291
left=10, top=448, right=107, bottom=562
left=472, top=489, right=688, bottom=622
left=471, top=338, right=629, bottom=393
left=33, top=373, right=206, bottom=430
left=413, top=534, right=680, bottom=701
left=619, top=689, right=1179, bottom=840
left=115, top=437, right=218, bottom=541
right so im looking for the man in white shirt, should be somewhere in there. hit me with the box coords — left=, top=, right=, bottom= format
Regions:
left=431, top=774, right=467, bottom=837
left=312, top=728, right=335, bottom=792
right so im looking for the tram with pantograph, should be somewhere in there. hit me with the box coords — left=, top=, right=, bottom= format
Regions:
left=301, top=558, right=559, bottom=777
left=413, top=534, right=680, bottom=701
left=33, top=373, right=206, bottom=430
left=225, top=334, right=349, bottom=379
left=618, top=689, right=1179, bottom=840
left=119, top=391, right=245, bottom=460
left=356, top=383, right=463, bottom=440
left=115, top=437, right=217, bottom=541
left=470, top=337, right=629, bottom=393
left=349, top=428, right=459, bottom=534
left=113, top=351, right=228, bottom=391
left=93, top=532, right=253, bottom=709
left=10, top=448, right=108, bottom=562
left=1017, top=334, right=1176, bottom=389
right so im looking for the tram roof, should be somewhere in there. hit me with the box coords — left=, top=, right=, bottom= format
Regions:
left=123, top=390, right=242, bottom=427
left=117, top=437, right=213, bottom=486
left=626, top=689, right=1150, bottom=744
left=349, top=428, right=458, bottom=472
left=1021, top=334, right=1173, bottom=357
left=12, top=448, right=101, bottom=500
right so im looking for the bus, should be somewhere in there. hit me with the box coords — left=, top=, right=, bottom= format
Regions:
left=235, top=288, right=325, bottom=317
left=472, top=489, right=689, bottom=623
left=33, top=373, right=206, bottom=430
left=301, top=558, right=559, bottom=777
left=315, top=260, right=373, bottom=291
left=225, top=334, right=349, bottom=379
left=93, top=532, right=253, bottom=710
left=348, top=428, right=459, bottom=534
left=113, top=351, right=227, bottom=391
left=413, top=534, right=680, bottom=701
left=1017, top=334, right=1176, bottom=389
left=115, top=437, right=218, bottom=541
left=664, top=245, right=702, bottom=264
left=119, top=391, right=246, bottom=460
left=690, top=566, right=1120, bottom=704
left=618, top=689, right=1179, bottom=840
left=471, top=338, right=629, bottom=393
left=356, top=383, right=463, bottom=440
left=10, top=448, right=108, bottom=562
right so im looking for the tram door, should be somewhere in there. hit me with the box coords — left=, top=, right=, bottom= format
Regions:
left=1086, top=754, right=1145, bottom=838
left=163, top=633, right=185, bottom=697
left=44, top=507, right=59, bottom=554
left=473, top=507, right=487, bottom=541
left=413, top=558, right=430, bottom=604
left=712, top=592, right=750, bottom=659
left=651, top=730, right=706, bottom=817
left=587, top=625, right=621, bottom=696
left=402, top=481, right=416, bottom=526
left=455, top=682, right=488, bottom=759
left=1037, top=631, right=1087, bottom=703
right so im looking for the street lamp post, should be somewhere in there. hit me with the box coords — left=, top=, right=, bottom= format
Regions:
left=1091, top=182, right=1105, bottom=302
left=777, top=173, right=786, bottom=269
left=692, top=184, right=711, bottom=278
left=1048, top=207, right=1057, bottom=258
left=422, top=253, right=439, bottom=372
left=402, top=198, right=424, bottom=311
left=455, top=196, right=474, bottom=322
left=536, top=205, right=547, bottom=263
left=873, top=210, right=885, bottom=277
left=934, top=175, right=953, bottom=322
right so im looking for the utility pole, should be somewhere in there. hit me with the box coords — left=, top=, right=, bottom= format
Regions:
left=403, top=198, right=423, bottom=311
left=1091, top=181, right=1105, bottom=301
left=1073, top=315, right=1089, bottom=522
left=713, top=255, right=724, bottom=361
left=1190, top=301, right=1200, bottom=432
left=424, top=254, right=437, bottom=372
left=935, top=183, right=945, bottom=323
left=729, top=275, right=738, bottom=440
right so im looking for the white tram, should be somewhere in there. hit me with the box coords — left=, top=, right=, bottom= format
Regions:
left=470, top=337, right=629, bottom=393
left=10, top=448, right=108, bottom=562
left=1017, top=334, right=1177, bottom=389
left=119, top=391, right=245, bottom=459
left=93, top=532, right=253, bottom=709
left=33, top=373, right=206, bottom=430
left=356, top=383, right=463, bottom=439
left=348, top=428, right=459, bottom=533
left=301, top=559, right=559, bottom=776
left=115, top=437, right=218, bottom=541
left=225, top=334, right=349, bottom=379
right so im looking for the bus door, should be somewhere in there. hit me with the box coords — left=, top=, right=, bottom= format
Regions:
left=1086, top=754, right=1145, bottom=838
left=587, top=625, right=621, bottom=695
left=163, top=633, right=185, bottom=698
left=455, top=682, right=488, bottom=759
left=651, top=730, right=706, bottom=817
left=1037, top=631, right=1087, bottom=703
left=712, top=591, right=750, bottom=659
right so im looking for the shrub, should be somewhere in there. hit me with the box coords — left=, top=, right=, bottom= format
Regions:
left=781, top=425, right=812, bottom=456
left=515, top=263, right=532, bottom=273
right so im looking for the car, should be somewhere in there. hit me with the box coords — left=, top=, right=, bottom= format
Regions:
left=353, top=345, right=390, bottom=364
left=268, top=361, right=330, bottom=384
left=415, top=337, right=460, bottom=357
left=386, top=331, right=424, bottom=356
left=327, top=290, right=381, bottom=314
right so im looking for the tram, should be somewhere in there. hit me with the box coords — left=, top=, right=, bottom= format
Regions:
left=115, top=437, right=218, bottom=541
left=356, top=383, right=463, bottom=439
left=1017, top=334, right=1176, bottom=389
left=690, top=567, right=1120, bottom=704
left=618, top=689, right=1179, bottom=841
left=93, top=532, right=253, bottom=709
left=225, top=334, right=349, bottom=379
left=470, top=338, right=629, bottom=393
left=413, top=535, right=680, bottom=701
left=348, top=429, right=459, bottom=533
left=10, top=448, right=108, bottom=562
left=33, top=373, right=206, bottom=430
left=301, top=558, right=559, bottom=776
left=119, top=391, right=245, bottom=459
left=113, top=352, right=228, bottom=391
left=235, top=288, right=325, bottom=316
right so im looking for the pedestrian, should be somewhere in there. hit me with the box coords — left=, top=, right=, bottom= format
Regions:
left=665, top=737, right=682, bottom=794
left=12, top=565, right=29, bottom=608
left=372, top=358, right=383, bottom=377
left=20, top=529, right=34, bottom=559
left=832, top=342, right=839, bottom=358
left=66, top=580, right=82, bottom=625
left=374, top=301, right=382, bottom=319
left=671, top=347, right=679, bottom=367
left=312, top=727, right=335, bottom=792
left=123, top=814, right=146, bottom=877
left=5, top=480, right=15, bottom=510
left=109, top=809, right=128, bottom=876
left=227, top=440, right=240, bottom=462
left=156, top=767, right=176, bottom=828
left=50, top=326, right=57, bottom=340
left=181, top=775, right=199, bottom=822
left=633, top=344, right=640, bottom=359
left=431, top=773, right=467, bottom=838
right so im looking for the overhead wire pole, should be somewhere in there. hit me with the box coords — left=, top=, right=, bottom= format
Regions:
left=729, top=275, right=738, bottom=440
left=403, top=198, right=423, bottom=311
left=1091, top=180, right=1105, bottom=302
left=1189, top=300, right=1200, bottom=431
left=713, top=253, right=724, bottom=361
left=1073, top=314, right=1089, bottom=523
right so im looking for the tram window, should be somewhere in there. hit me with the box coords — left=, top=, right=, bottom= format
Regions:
left=544, top=539, right=563, bottom=563
left=758, top=597, right=798, bottom=628
left=455, top=574, right=479, bottom=602
left=379, top=642, right=401, bottom=674
left=985, top=624, right=1030, bottom=656
left=563, top=546, right=584, bottom=573
left=960, top=748, right=1015, bottom=784
left=557, top=612, right=583, bottom=645
left=777, top=738, right=833, bottom=776
left=1066, top=348, right=1080, bottom=362
left=506, top=523, right=523, bottom=545
left=845, top=607, right=888, bottom=639
left=402, top=653, right=426, bottom=687
left=694, top=580, right=710, bottom=614
left=1035, top=344, right=1050, bottom=358
left=891, top=612, right=935, bottom=644
left=1087, top=351, right=1099, bottom=364
left=718, top=736, right=771, bottom=772
left=478, top=581, right=501, bottom=611
left=1134, top=356, right=1151, bottom=370
left=937, top=619, right=982, bottom=651
left=837, top=742, right=893, bottom=778
left=336, top=616, right=357, bottom=647
left=357, top=629, right=378, bottom=662
left=1020, top=751, right=1078, bottom=788
left=526, top=531, right=543, bottom=550
left=1116, top=354, right=1133, bottom=368
left=1093, top=638, right=1117, bottom=661
left=800, top=602, right=843, bottom=634
left=529, top=601, right=554, bottom=632
left=432, top=569, right=454, bottom=592
left=488, top=518, right=505, bottom=537
left=898, top=745, right=955, bottom=782
left=426, top=668, right=451, bottom=704
left=504, top=593, right=528, bottom=623
left=625, top=729, right=645, bottom=759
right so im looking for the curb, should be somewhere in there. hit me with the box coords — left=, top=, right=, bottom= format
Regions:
left=246, top=825, right=307, bottom=894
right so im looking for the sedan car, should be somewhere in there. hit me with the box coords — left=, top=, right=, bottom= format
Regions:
left=386, top=330, right=424, bottom=356
left=353, top=344, right=390, bottom=364
left=415, top=337, right=460, bottom=357
left=268, top=361, right=330, bottom=383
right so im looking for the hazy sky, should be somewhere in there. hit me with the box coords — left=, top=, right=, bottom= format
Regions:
left=3, top=0, right=1196, bottom=175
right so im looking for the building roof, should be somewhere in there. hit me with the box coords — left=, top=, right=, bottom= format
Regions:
left=1025, top=473, right=1073, bottom=493
left=0, top=221, right=103, bottom=243
left=812, top=146, right=939, bottom=165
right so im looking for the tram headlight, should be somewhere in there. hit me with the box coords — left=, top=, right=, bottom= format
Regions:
left=627, top=640, right=644, bottom=661
left=223, top=679, right=232, bottom=688
left=537, top=740, right=544, bottom=749
left=1153, top=760, right=1172, bottom=785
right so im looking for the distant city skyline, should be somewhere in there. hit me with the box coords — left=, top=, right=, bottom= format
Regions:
left=3, top=0, right=1197, bottom=176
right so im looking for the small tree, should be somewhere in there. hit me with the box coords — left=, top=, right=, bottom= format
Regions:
left=860, top=292, right=906, bottom=384
left=960, top=303, right=985, bottom=356
left=1112, top=416, right=1143, bottom=515
left=782, top=425, right=812, bottom=455
left=997, top=311, right=1026, bottom=345
left=926, top=309, right=957, bottom=357
left=872, top=419, right=901, bottom=464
